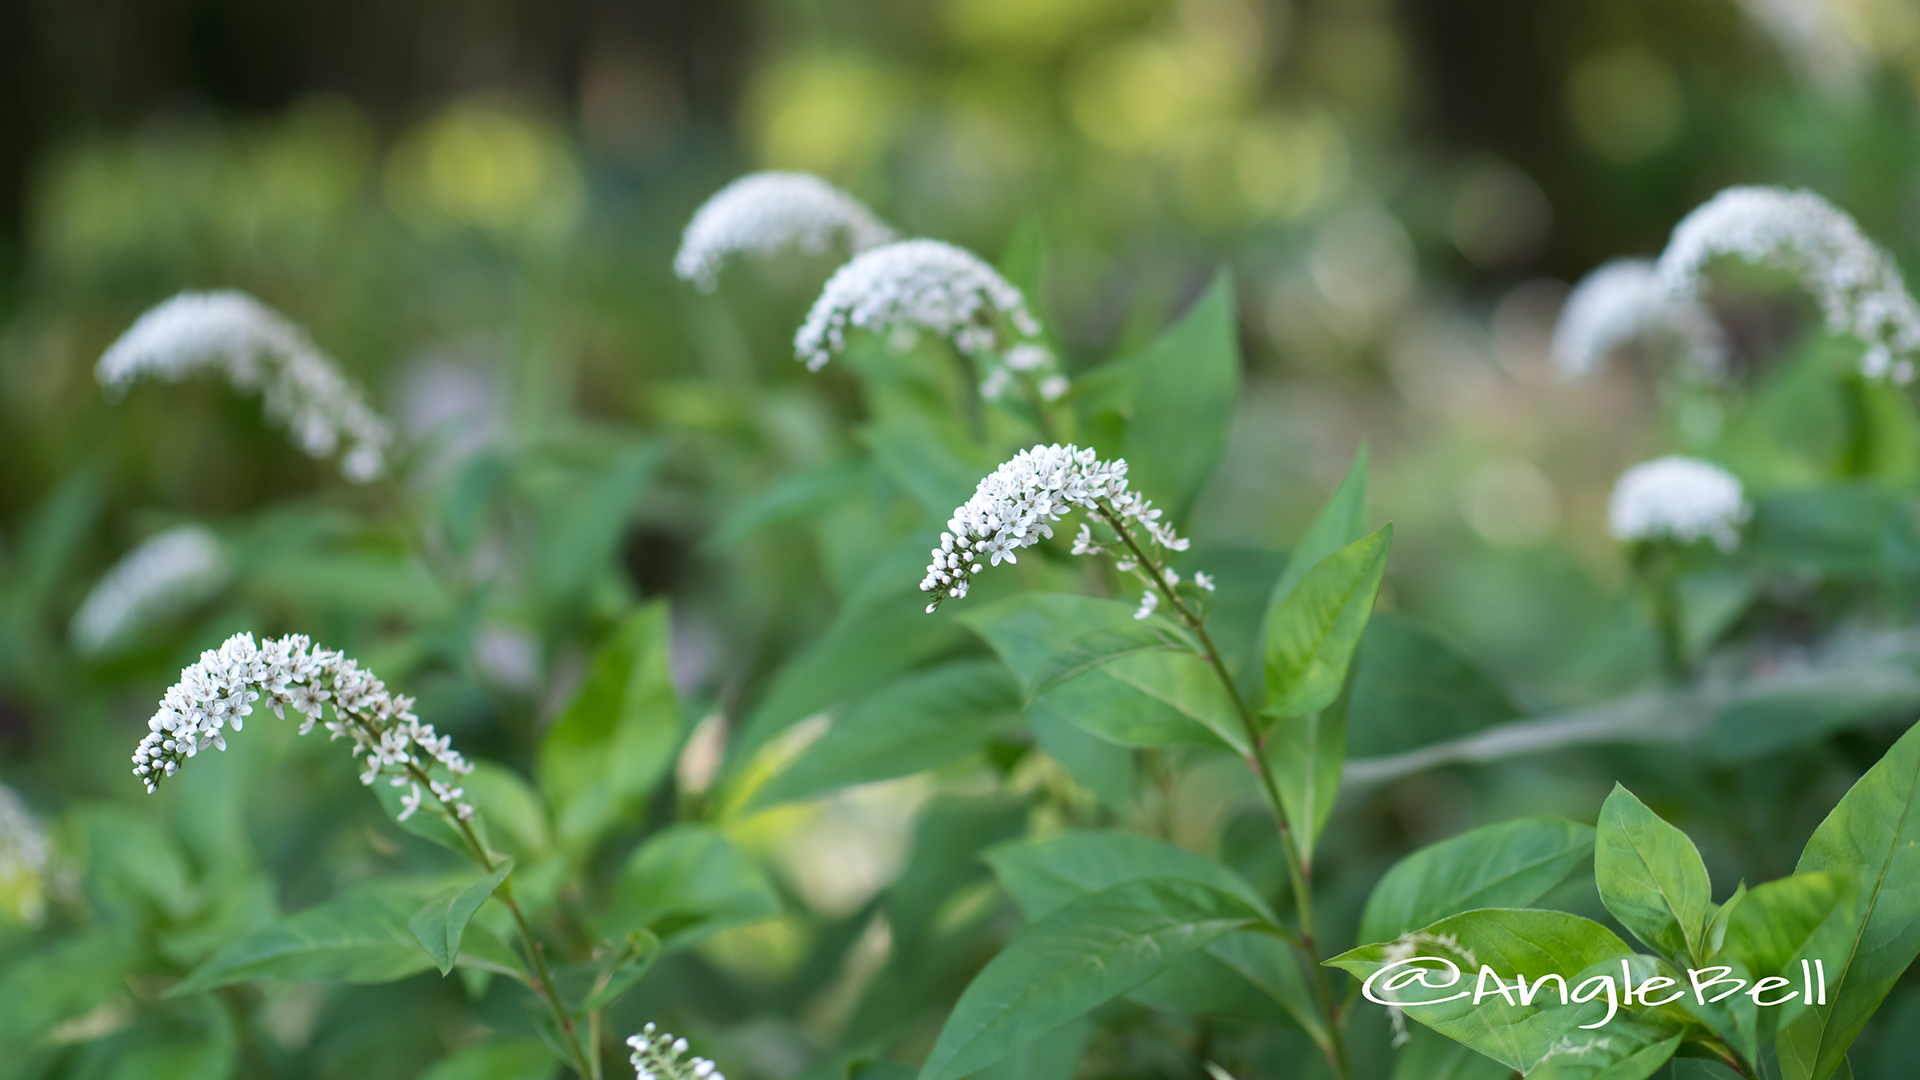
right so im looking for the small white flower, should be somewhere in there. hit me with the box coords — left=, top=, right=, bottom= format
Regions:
left=1607, top=455, right=1751, bottom=551
left=398, top=785, right=423, bottom=821
left=921, top=444, right=1188, bottom=610
left=1039, top=374, right=1071, bottom=401
left=97, top=291, right=395, bottom=480
left=795, top=239, right=1045, bottom=373
left=1194, top=572, right=1216, bottom=592
left=1134, top=590, right=1160, bottom=620
left=1658, top=186, right=1920, bottom=383
left=674, top=171, right=896, bottom=292
left=70, top=526, right=229, bottom=655
left=1551, top=258, right=1726, bottom=380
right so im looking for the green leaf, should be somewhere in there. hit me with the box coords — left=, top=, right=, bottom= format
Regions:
left=917, top=879, right=1261, bottom=1080
left=534, top=441, right=665, bottom=603
left=591, top=824, right=779, bottom=948
left=983, top=833, right=1315, bottom=1036
left=1327, top=908, right=1643, bottom=1072
left=1266, top=697, right=1345, bottom=868
left=752, top=660, right=1026, bottom=808
left=1026, top=703, right=1134, bottom=813
left=409, top=859, right=514, bottom=976
left=985, top=830, right=1275, bottom=923
left=1024, top=622, right=1187, bottom=703
left=1359, top=817, right=1597, bottom=946
left=1391, top=1025, right=1513, bottom=1080
left=538, top=603, right=682, bottom=853
left=964, top=594, right=1237, bottom=750
left=1118, top=270, right=1242, bottom=521
left=1266, top=445, right=1370, bottom=623
left=1595, top=785, right=1714, bottom=962
left=1263, top=525, right=1392, bottom=720
left=577, top=932, right=661, bottom=1013
left=416, top=1038, right=556, bottom=1080
left=1776, top=718, right=1920, bottom=1080
left=1345, top=614, right=1520, bottom=759
left=1709, top=871, right=1856, bottom=1045
left=462, top=761, right=552, bottom=862
left=171, top=879, right=501, bottom=995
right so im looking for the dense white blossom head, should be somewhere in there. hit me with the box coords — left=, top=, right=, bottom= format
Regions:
left=1607, top=456, right=1751, bottom=551
left=1657, top=187, right=1920, bottom=383
left=674, top=171, right=896, bottom=291
left=627, top=1023, right=723, bottom=1080
left=97, top=291, right=395, bottom=481
left=0, top=785, right=50, bottom=926
left=1551, top=259, right=1727, bottom=380
left=70, top=526, right=229, bottom=655
left=794, top=240, right=1064, bottom=400
left=922, top=443, right=1188, bottom=611
left=131, top=632, right=474, bottom=825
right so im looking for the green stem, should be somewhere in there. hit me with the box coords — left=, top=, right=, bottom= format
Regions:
left=399, top=762, right=597, bottom=1079
left=1095, top=507, right=1351, bottom=1080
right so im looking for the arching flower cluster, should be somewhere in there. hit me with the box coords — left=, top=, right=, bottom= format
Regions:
left=673, top=171, right=896, bottom=292
left=1658, top=186, right=1920, bottom=383
left=627, top=1023, right=724, bottom=1080
left=922, top=444, right=1189, bottom=612
left=97, top=291, right=395, bottom=482
left=1550, top=259, right=1726, bottom=381
left=1556, top=186, right=1920, bottom=384
left=1607, top=456, right=1751, bottom=552
left=70, top=525, right=229, bottom=655
left=795, top=239, right=1066, bottom=400
left=131, top=633, right=475, bottom=823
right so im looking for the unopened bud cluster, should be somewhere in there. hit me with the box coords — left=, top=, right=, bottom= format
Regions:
left=922, top=444, right=1190, bottom=612
left=131, top=633, right=474, bottom=823
left=627, top=1023, right=724, bottom=1080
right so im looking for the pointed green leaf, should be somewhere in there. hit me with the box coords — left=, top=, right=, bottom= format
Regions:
left=752, top=659, right=1025, bottom=808
left=984, top=830, right=1275, bottom=923
left=590, top=824, right=779, bottom=949
left=1359, top=817, right=1597, bottom=945
left=538, top=603, right=682, bottom=853
left=1024, top=622, right=1187, bottom=703
left=1777, top=718, right=1920, bottom=1080
left=1119, top=271, right=1242, bottom=521
left=1263, top=525, right=1392, bottom=720
left=917, top=879, right=1260, bottom=1080
left=1595, top=784, right=1713, bottom=963
left=1266, top=445, right=1370, bottom=619
left=409, top=859, right=514, bottom=976
left=1266, top=703, right=1345, bottom=866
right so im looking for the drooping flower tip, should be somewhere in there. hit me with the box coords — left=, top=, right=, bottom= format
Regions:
left=674, top=171, right=896, bottom=292
left=70, top=525, right=229, bottom=655
left=132, top=632, right=474, bottom=823
left=921, top=443, right=1186, bottom=611
left=1657, top=186, right=1920, bottom=383
left=1607, top=456, right=1751, bottom=551
left=1551, top=259, right=1726, bottom=380
left=97, top=290, right=395, bottom=481
left=794, top=239, right=1050, bottom=379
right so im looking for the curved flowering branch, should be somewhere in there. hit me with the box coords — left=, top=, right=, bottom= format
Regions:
left=1607, top=455, right=1751, bottom=552
left=98, top=291, right=395, bottom=482
left=674, top=171, right=896, bottom=292
left=1657, top=186, right=1920, bottom=383
left=627, top=1023, right=725, bottom=1080
left=131, top=633, right=474, bottom=826
left=920, top=444, right=1193, bottom=613
left=796, top=239, right=1070, bottom=403
left=70, top=525, right=229, bottom=655
left=1551, top=259, right=1727, bottom=381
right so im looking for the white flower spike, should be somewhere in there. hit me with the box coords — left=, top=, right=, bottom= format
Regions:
left=97, top=291, right=395, bottom=481
left=1551, top=259, right=1727, bottom=380
left=131, top=633, right=475, bottom=824
left=794, top=238, right=1068, bottom=399
left=70, top=525, right=229, bottom=655
left=674, top=171, right=896, bottom=292
left=921, top=443, right=1190, bottom=612
left=627, top=1023, right=724, bottom=1080
left=1658, top=186, right=1920, bottom=383
left=1607, top=456, right=1751, bottom=552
